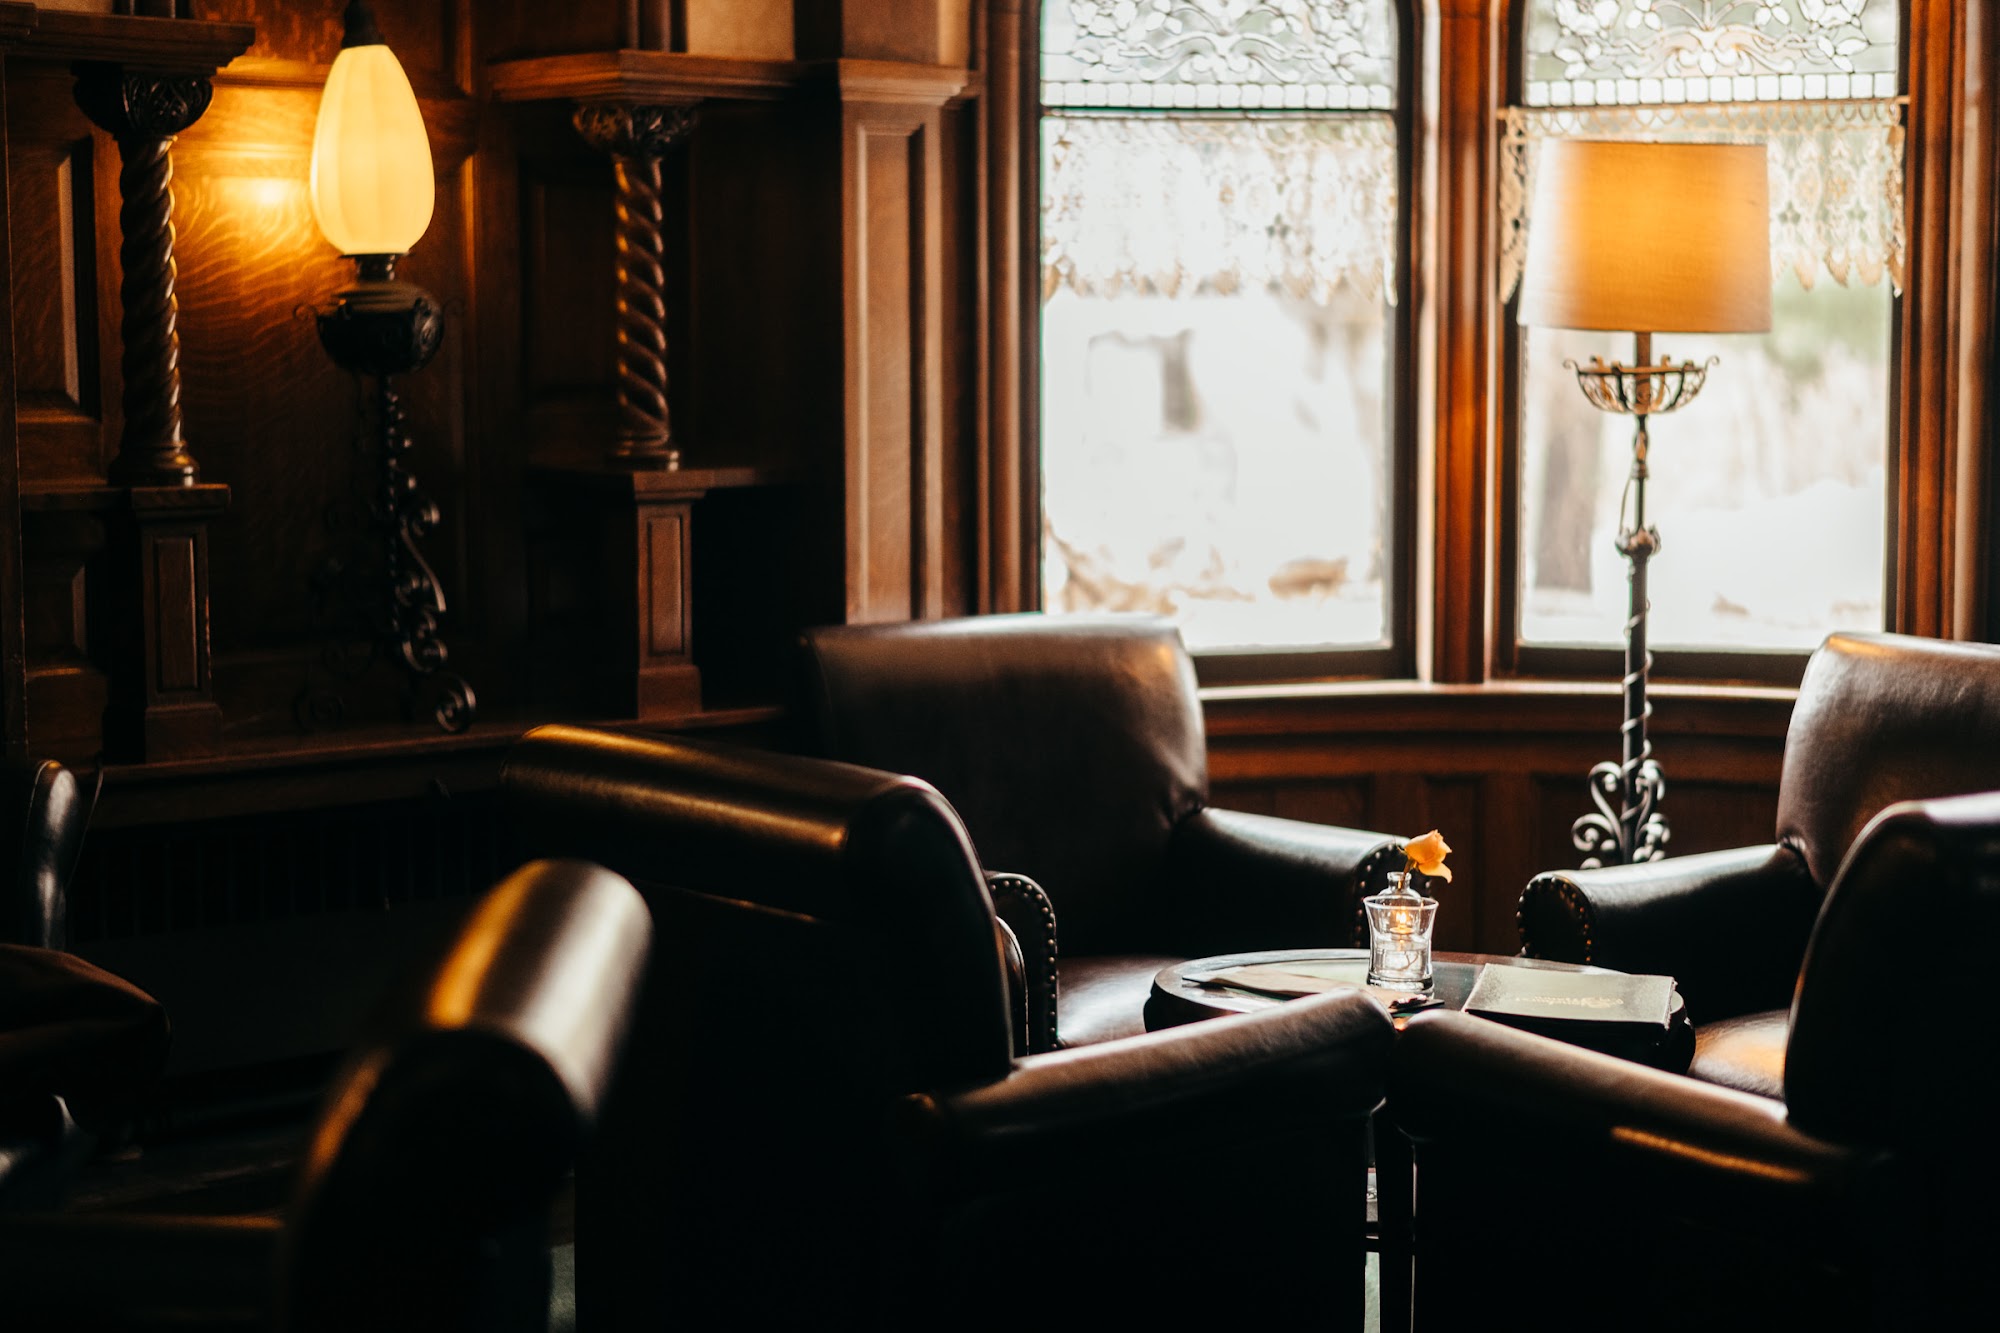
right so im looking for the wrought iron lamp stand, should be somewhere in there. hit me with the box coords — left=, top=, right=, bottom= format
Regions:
left=311, top=256, right=476, bottom=733
left=1569, top=331, right=1716, bottom=867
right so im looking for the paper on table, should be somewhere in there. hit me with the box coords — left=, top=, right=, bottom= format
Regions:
left=1188, top=961, right=1436, bottom=1010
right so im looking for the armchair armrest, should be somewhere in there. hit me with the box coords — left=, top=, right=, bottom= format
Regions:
left=1387, top=1009, right=1900, bottom=1327
left=985, top=873, right=1057, bottom=1055
left=1519, top=843, right=1820, bottom=1023
left=894, top=990, right=1393, bottom=1319
left=905, top=988, right=1391, bottom=1180
left=0, top=1213, right=280, bottom=1329
left=1163, top=807, right=1404, bottom=953
left=1392, top=1009, right=1857, bottom=1194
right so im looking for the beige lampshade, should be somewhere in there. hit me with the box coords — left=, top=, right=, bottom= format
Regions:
left=1518, top=140, right=1772, bottom=335
left=309, top=38, right=435, bottom=257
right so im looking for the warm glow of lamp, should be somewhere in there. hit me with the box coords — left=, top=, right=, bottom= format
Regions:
left=1520, top=139, right=1772, bottom=335
left=308, top=5, right=434, bottom=257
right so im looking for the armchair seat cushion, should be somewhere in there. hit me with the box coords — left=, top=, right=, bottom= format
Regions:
left=1687, top=1009, right=1789, bottom=1101
left=1056, top=954, right=1184, bottom=1049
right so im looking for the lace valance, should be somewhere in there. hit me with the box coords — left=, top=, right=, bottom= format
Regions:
left=1499, top=98, right=1905, bottom=302
left=1042, top=112, right=1399, bottom=306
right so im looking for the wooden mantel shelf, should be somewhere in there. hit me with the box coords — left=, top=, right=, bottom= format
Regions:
left=488, top=50, right=976, bottom=108
left=488, top=49, right=805, bottom=103
left=16, top=7, right=254, bottom=71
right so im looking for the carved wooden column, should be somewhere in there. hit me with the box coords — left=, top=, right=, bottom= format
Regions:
left=73, top=65, right=213, bottom=487
left=572, top=102, right=700, bottom=469
left=12, top=10, right=254, bottom=760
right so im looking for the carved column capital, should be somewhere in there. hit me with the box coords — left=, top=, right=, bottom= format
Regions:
left=73, top=65, right=214, bottom=141
left=571, top=102, right=701, bottom=159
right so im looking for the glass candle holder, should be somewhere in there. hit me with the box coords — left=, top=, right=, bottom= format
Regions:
left=1364, top=873, right=1437, bottom=992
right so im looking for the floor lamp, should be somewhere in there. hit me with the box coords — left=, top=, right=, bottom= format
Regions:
left=1519, top=139, right=1771, bottom=867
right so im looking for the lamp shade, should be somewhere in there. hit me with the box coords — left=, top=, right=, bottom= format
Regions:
left=1518, top=140, right=1772, bottom=335
left=309, top=28, right=434, bottom=257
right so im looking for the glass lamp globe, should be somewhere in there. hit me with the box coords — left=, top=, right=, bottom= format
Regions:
left=308, top=5, right=434, bottom=258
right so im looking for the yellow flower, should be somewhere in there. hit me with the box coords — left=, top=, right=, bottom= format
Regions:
left=1404, top=829, right=1452, bottom=883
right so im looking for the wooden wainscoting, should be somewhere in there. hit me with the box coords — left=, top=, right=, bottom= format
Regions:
left=1204, top=682, right=1791, bottom=956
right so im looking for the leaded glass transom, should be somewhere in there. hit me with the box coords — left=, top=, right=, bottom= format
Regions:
left=1523, top=0, right=1899, bottom=107
left=1043, top=0, right=1397, bottom=110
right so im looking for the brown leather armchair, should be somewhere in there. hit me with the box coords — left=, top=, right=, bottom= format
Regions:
left=799, top=613, right=1408, bottom=1050
left=4, top=758, right=89, bottom=951
left=0, top=858, right=650, bottom=1333
left=503, top=724, right=1395, bottom=1331
left=1392, top=789, right=2000, bottom=1331
left=1519, top=631, right=2000, bottom=1095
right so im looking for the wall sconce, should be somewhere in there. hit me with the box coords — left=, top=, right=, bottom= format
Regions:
left=1520, top=139, right=1770, bottom=866
left=308, top=0, right=473, bottom=732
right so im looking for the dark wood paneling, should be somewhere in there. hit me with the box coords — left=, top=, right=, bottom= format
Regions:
left=7, top=65, right=114, bottom=483
left=479, top=0, right=632, bottom=64
left=151, top=56, right=484, bottom=731
left=195, top=0, right=460, bottom=86
left=850, top=118, right=915, bottom=620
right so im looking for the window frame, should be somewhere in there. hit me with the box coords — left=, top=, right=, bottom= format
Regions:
left=1492, top=0, right=1906, bottom=689
left=1002, top=0, right=1996, bottom=688
left=1024, top=0, right=1424, bottom=685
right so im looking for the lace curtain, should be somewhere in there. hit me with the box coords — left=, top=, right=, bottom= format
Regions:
left=1499, top=99, right=1906, bottom=301
left=1042, top=113, right=1399, bottom=306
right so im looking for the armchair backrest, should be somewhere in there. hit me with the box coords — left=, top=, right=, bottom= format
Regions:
left=1784, top=792, right=2000, bottom=1159
left=501, top=725, right=1015, bottom=1328
left=2, top=760, right=87, bottom=950
left=502, top=724, right=1013, bottom=1092
left=280, top=858, right=649, bottom=1333
left=1778, top=634, right=2000, bottom=893
left=800, top=614, right=1207, bottom=953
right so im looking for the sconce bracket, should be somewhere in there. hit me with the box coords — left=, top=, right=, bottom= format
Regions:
left=315, top=272, right=444, bottom=379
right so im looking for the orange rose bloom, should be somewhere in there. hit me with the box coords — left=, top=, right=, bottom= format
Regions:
left=1405, top=829, right=1452, bottom=882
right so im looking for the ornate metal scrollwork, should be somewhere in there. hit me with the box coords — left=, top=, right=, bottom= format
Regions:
left=572, top=102, right=700, bottom=469
left=299, top=277, right=474, bottom=735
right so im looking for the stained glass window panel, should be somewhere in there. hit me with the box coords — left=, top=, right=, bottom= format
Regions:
left=1522, top=0, right=1899, bottom=107
left=1043, top=0, right=1398, bottom=109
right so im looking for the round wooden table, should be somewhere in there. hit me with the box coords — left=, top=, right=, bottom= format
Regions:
left=1148, top=947, right=1692, bottom=1333
left=1146, top=947, right=1693, bottom=1072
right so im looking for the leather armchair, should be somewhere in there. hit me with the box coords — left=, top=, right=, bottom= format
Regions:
left=3, top=758, right=89, bottom=950
left=0, top=858, right=650, bottom=1333
left=1394, top=790, right=2000, bottom=1331
left=1519, top=631, right=2000, bottom=1095
left=503, top=723, right=1395, bottom=1330
left=1, top=757, right=163, bottom=1206
left=799, top=613, right=1407, bottom=1049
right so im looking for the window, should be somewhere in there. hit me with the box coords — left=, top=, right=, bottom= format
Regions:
left=1038, top=1, right=1405, bottom=664
left=1505, top=0, right=1904, bottom=659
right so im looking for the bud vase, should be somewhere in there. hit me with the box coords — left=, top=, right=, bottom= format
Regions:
left=1364, top=871, right=1437, bottom=992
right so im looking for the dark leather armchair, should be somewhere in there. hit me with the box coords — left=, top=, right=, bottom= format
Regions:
left=4, top=757, right=89, bottom=950
left=0, top=858, right=650, bottom=1333
left=1392, top=789, right=2000, bottom=1331
left=1519, top=631, right=2000, bottom=1095
left=503, top=723, right=1395, bottom=1330
left=799, top=613, right=1407, bottom=1049
left=1, top=757, right=163, bottom=1206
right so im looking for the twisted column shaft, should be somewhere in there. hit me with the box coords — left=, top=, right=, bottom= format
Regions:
left=73, top=66, right=214, bottom=487
left=113, top=136, right=195, bottom=485
left=573, top=102, right=699, bottom=469
left=610, top=152, right=673, bottom=463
